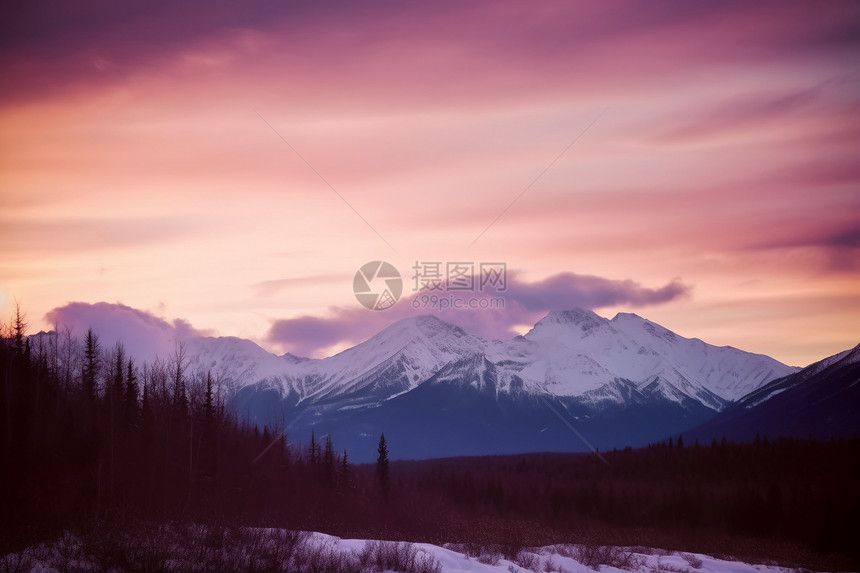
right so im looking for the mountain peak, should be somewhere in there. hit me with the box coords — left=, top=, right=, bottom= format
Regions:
left=539, top=309, right=604, bottom=327
left=411, top=314, right=443, bottom=326
left=384, top=314, right=470, bottom=341
left=610, top=312, right=679, bottom=344
left=410, top=314, right=478, bottom=347
left=611, top=312, right=644, bottom=322
left=329, top=313, right=484, bottom=372
left=841, top=342, right=860, bottom=365
left=411, top=313, right=456, bottom=330
left=524, top=309, right=609, bottom=343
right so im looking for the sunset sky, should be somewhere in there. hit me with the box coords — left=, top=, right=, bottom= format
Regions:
left=2, top=0, right=858, bottom=366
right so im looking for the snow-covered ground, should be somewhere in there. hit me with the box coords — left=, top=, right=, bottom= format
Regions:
left=6, top=528, right=817, bottom=573
left=330, top=534, right=804, bottom=573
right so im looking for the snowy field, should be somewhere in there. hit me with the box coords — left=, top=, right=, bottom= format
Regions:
left=2, top=527, right=817, bottom=573
left=333, top=535, right=811, bottom=573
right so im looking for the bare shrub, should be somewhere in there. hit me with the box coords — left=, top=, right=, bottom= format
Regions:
left=548, top=543, right=644, bottom=572
left=499, top=538, right=526, bottom=561
left=359, top=540, right=441, bottom=573
left=446, top=541, right=521, bottom=567
left=604, top=547, right=645, bottom=571
left=515, top=550, right=541, bottom=572
left=0, top=553, right=32, bottom=573
left=299, top=538, right=361, bottom=573
left=448, top=542, right=483, bottom=559
left=630, top=546, right=656, bottom=555
left=111, top=524, right=174, bottom=573
left=19, top=523, right=366, bottom=573
left=548, top=544, right=576, bottom=559
left=477, top=549, right=502, bottom=566
left=229, top=527, right=316, bottom=573
left=680, top=553, right=703, bottom=569
left=654, top=562, right=692, bottom=573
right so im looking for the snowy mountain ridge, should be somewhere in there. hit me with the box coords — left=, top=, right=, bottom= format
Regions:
left=187, top=309, right=796, bottom=413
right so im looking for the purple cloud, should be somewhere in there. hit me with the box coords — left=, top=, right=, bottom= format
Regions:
left=505, top=271, right=690, bottom=311
left=267, top=271, right=691, bottom=357
left=4, top=0, right=858, bottom=105
left=45, top=302, right=209, bottom=363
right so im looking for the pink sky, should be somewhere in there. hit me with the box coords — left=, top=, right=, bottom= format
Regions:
left=1, top=0, right=858, bottom=366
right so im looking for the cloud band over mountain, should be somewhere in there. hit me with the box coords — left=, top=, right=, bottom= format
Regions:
left=267, top=272, right=691, bottom=357
left=43, top=272, right=688, bottom=360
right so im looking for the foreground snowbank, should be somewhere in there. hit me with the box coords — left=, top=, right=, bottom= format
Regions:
left=4, top=526, right=812, bottom=573
left=330, top=534, right=802, bottom=573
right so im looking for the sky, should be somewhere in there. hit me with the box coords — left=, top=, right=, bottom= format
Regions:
left=1, top=0, right=859, bottom=367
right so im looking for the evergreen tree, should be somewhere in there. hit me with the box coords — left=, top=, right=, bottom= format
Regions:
left=125, top=358, right=137, bottom=426
left=309, top=430, right=318, bottom=467
left=112, top=343, right=125, bottom=408
left=340, top=449, right=351, bottom=491
left=171, top=344, right=188, bottom=414
left=82, top=328, right=100, bottom=402
left=200, top=371, right=217, bottom=478
left=203, top=371, right=215, bottom=424
left=11, top=303, right=26, bottom=356
left=323, top=435, right=334, bottom=483
left=376, top=432, right=390, bottom=496
left=107, top=343, right=126, bottom=509
left=141, top=376, right=151, bottom=423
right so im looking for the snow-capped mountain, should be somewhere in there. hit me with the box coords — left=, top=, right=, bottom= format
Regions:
left=188, top=315, right=492, bottom=405
left=684, top=342, right=860, bottom=444
left=179, top=309, right=800, bottom=461
left=189, top=310, right=792, bottom=408
left=494, top=309, right=788, bottom=405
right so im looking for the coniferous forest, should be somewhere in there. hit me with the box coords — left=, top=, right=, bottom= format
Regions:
left=1, top=306, right=858, bottom=571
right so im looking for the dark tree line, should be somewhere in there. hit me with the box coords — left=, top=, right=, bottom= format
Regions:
left=1, top=305, right=858, bottom=571
left=382, top=438, right=859, bottom=569
left=0, top=307, right=393, bottom=553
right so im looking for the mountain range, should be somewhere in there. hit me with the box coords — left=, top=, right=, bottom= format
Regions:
left=182, top=309, right=836, bottom=462
left=683, top=341, right=860, bottom=444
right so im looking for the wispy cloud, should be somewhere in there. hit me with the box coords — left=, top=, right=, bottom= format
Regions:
left=3, top=0, right=859, bottom=366
left=266, top=271, right=691, bottom=357
left=253, top=275, right=345, bottom=298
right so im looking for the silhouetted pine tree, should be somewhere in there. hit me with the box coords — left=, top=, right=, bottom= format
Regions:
left=82, top=328, right=100, bottom=402
left=125, top=358, right=137, bottom=427
left=309, top=430, right=319, bottom=467
left=11, top=304, right=26, bottom=356
left=171, top=344, right=188, bottom=415
left=323, top=435, right=334, bottom=484
left=339, top=449, right=351, bottom=492
left=200, top=371, right=217, bottom=479
left=377, top=433, right=390, bottom=497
